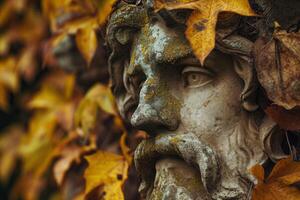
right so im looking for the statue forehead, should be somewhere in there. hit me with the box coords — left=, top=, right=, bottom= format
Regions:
left=108, top=3, right=195, bottom=74
left=129, top=22, right=192, bottom=73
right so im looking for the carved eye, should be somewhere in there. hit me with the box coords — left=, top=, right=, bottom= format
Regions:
left=182, top=66, right=214, bottom=88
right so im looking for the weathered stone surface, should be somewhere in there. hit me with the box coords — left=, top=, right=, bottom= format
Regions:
left=105, top=0, right=299, bottom=199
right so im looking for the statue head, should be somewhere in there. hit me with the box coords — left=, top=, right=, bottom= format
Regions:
left=106, top=1, right=288, bottom=199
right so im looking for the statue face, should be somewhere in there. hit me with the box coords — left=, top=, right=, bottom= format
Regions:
left=107, top=2, right=279, bottom=200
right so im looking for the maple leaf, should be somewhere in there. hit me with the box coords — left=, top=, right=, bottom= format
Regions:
left=83, top=151, right=129, bottom=200
left=155, top=0, right=256, bottom=64
left=251, top=157, right=300, bottom=200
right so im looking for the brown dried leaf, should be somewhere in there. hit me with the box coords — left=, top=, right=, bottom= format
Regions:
left=251, top=157, right=300, bottom=200
left=155, top=0, right=256, bottom=64
left=254, top=30, right=300, bottom=110
left=53, top=145, right=93, bottom=186
left=265, top=105, right=300, bottom=131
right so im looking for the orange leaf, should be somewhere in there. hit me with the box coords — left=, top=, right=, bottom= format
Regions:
left=251, top=157, right=300, bottom=200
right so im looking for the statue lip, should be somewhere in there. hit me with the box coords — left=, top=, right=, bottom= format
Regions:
left=134, top=132, right=220, bottom=198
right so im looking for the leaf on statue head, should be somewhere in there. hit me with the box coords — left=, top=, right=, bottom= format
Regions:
left=83, top=151, right=128, bottom=200
left=251, top=157, right=300, bottom=200
left=75, top=27, right=97, bottom=66
left=154, top=0, right=256, bottom=64
left=254, top=30, right=300, bottom=110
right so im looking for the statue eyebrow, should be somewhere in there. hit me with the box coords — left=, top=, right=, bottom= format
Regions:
left=107, top=5, right=146, bottom=38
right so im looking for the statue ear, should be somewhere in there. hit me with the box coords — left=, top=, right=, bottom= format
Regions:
left=233, top=56, right=259, bottom=112
left=216, top=35, right=259, bottom=112
left=259, top=116, right=287, bottom=162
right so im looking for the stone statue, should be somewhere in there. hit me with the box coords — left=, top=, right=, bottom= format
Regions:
left=106, top=0, right=299, bottom=199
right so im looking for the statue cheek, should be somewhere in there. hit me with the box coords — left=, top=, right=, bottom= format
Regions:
left=180, top=86, right=242, bottom=138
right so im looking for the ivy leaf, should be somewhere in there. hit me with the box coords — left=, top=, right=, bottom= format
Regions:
left=83, top=151, right=129, bottom=200
left=155, top=0, right=256, bottom=64
left=251, top=157, right=300, bottom=200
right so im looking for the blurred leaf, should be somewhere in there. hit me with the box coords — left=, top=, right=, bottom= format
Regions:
left=120, top=133, right=132, bottom=164
left=251, top=157, right=300, bottom=200
left=0, top=57, right=19, bottom=110
left=76, top=27, right=97, bottom=66
left=53, top=145, right=94, bottom=186
left=83, top=151, right=129, bottom=200
left=97, top=0, right=117, bottom=26
left=75, top=84, right=118, bottom=136
left=154, top=0, right=256, bottom=64
left=0, top=126, right=22, bottom=183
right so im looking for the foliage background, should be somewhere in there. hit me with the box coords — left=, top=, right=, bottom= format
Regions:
left=1, top=0, right=300, bottom=200
left=0, top=0, right=143, bottom=199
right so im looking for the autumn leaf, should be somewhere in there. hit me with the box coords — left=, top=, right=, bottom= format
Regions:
left=83, top=151, right=129, bottom=200
left=264, top=105, right=300, bottom=131
left=53, top=144, right=94, bottom=186
left=76, top=27, right=97, bottom=66
left=251, top=157, right=300, bottom=200
left=97, top=0, right=117, bottom=26
left=0, top=57, right=19, bottom=110
left=154, top=0, right=256, bottom=64
left=254, top=29, right=300, bottom=110
left=75, top=83, right=118, bottom=136
left=45, top=0, right=116, bottom=64
left=0, top=126, right=22, bottom=183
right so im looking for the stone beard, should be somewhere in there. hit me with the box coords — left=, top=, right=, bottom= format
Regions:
left=106, top=1, right=287, bottom=199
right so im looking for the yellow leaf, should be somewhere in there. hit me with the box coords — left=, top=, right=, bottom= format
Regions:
left=97, top=0, right=117, bottom=26
left=0, top=126, right=22, bottom=183
left=75, top=98, right=99, bottom=136
left=28, top=86, right=65, bottom=110
left=87, top=84, right=117, bottom=115
left=75, top=84, right=119, bottom=136
left=0, top=57, right=19, bottom=92
left=155, top=0, right=256, bottom=64
left=0, top=85, right=8, bottom=110
left=120, top=132, right=132, bottom=164
left=18, top=133, right=54, bottom=175
left=83, top=151, right=128, bottom=200
left=251, top=157, right=300, bottom=200
left=0, top=34, right=9, bottom=55
left=76, top=27, right=97, bottom=66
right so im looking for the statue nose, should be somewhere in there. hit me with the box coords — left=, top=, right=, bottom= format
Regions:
left=130, top=77, right=180, bottom=135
